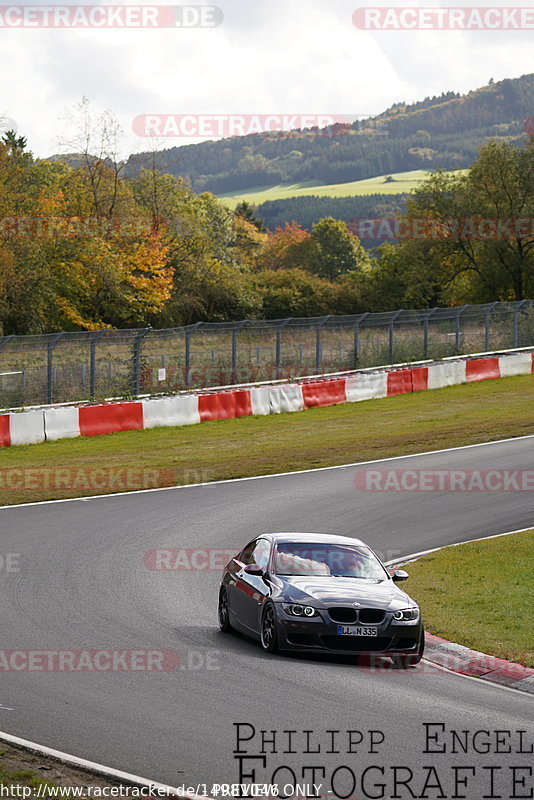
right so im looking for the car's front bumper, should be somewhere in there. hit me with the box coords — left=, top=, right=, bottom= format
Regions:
left=275, top=606, right=423, bottom=656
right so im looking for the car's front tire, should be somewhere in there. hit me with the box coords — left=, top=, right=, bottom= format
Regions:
left=218, top=587, right=233, bottom=633
left=260, top=603, right=278, bottom=653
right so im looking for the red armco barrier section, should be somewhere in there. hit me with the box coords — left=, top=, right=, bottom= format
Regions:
left=387, top=369, right=413, bottom=396
left=142, top=395, right=200, bottom=429
left=0, top=414, right=10, bottom=447
left=1, top=349, right=533, bottom=447
left=234, top=390, right=253, bottom=418
left=79, top=402, right=144, bottom=437
left=198, top=390, right=252, bottom=423
left=411, top=367, right=429, bottom=392
left=466, top=357, right=501, bottom=382
left=302, top=379, right=346, bottom=409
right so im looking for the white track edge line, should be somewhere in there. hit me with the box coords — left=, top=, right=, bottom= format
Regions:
left=0, top=730, right=210, bottom=799
left=1, top=433, right=533, bottom=511
left=384, top=526, right=534, bottom=566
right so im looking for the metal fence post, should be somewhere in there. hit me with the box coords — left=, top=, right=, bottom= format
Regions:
left=185, top=322, right=202, bottom=388
left=423, top=308, right=438, bottom=359
left=232, top=320, right=248, bottom=384
left=131, top=327, right=151, bottom=397
left=353, top=313, right=368, bottom=369
left=89, top=330, right=105, bottom=401
left=275, top=319, right=291, bottom=379
left=315, top=316, right=331, bottom=372
left=513, top=300, right=527, bottom=347
left=0, top=335, right=13, bottom=354
left=389, top=310, right=402, bottom=363
left=275, top=327, right=282, bottom=379
left=47, top=333, right=63, bottom=405
left=485, top=302, right=499, bottom=351
left=455, top=306, right=468, bottom=352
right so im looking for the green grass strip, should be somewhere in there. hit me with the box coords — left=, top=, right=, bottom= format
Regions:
left=406, top=531, right=534, bottom=667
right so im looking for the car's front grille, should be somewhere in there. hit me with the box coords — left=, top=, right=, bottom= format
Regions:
left=359, top=609, right=386, bottom=624
left=321, top=636, right=391, bottom=652
left=328, top=607, right=357, bottom=623
left=328, top=607, right=386, bottom=624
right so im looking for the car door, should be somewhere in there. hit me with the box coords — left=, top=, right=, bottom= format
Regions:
left=225, top=539, right=256, bottom=628
left=234, top=538, right=272, bottom=634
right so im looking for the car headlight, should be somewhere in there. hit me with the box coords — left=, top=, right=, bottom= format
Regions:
left=283, top=604, right=318, bottom=618
left=393, top=607, right=420, bottom=622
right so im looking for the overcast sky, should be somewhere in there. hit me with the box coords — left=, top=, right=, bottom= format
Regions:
left=0, top=0, right=531, bottom=158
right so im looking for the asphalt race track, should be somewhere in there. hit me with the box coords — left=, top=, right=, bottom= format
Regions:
left=0, top=436, right=533, bottom=795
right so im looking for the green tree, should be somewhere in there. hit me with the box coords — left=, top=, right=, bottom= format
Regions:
left=376, top=140, right=534, bottom=304
left=310, top=217, right=370, bottom=280
left=234, top=200, right=264, bottom=232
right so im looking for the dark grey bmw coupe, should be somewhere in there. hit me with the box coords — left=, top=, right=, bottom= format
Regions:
left=218, top=532, right=424, bottom=667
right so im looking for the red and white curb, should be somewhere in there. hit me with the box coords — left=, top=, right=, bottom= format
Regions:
left=423, top=634, right=534, bottom=693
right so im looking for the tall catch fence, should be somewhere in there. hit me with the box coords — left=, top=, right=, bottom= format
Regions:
left=1, top=300, right=533, bottom=408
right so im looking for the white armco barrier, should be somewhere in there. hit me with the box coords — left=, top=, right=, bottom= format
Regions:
left=427, top=360, right=467, bottom=390
left=249, top=387, right=271, bottom=416
left=499, top=352, right=532, bottom=377
left=142, top=395, right=200, bottom=429
left=44, top=406, right=81, bottom=441
left=269, top=384, right=304, bottom=414
left=345, top=371, right=388, bottom=402
left=9, top=410, right=46, bottom=446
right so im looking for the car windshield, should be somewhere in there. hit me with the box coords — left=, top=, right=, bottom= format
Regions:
left=274, top=542, right=388, bottom=579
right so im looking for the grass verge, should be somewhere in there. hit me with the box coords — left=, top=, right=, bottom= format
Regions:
left=0, top=743, right=123, bottom=798
left=0, top=373, right=532, bottom=506
left=406, top=531, right=534, bottom=667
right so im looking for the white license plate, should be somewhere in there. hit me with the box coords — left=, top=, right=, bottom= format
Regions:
left=337, top=625, right=378, bottom=637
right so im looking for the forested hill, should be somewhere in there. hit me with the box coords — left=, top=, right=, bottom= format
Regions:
left=124, top=74, right=533, bottom=194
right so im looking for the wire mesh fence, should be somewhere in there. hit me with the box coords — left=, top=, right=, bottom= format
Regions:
left=1, top=300, right=533, bottom=408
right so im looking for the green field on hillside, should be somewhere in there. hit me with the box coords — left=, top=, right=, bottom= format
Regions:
left=218, top=170, right=465, bottom=208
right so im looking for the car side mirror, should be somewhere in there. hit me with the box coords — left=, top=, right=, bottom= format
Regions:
left=244, top=563, right=264, bottom=576
left=392, top=569, right=409, bottom=582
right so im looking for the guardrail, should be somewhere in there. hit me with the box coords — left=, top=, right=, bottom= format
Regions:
left=1, top=348, right=532, bottom=448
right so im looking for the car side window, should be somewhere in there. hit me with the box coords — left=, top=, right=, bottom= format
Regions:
left=239, top=540, right=258, bottom=565
left=250, top=539, right=271, bottom=570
